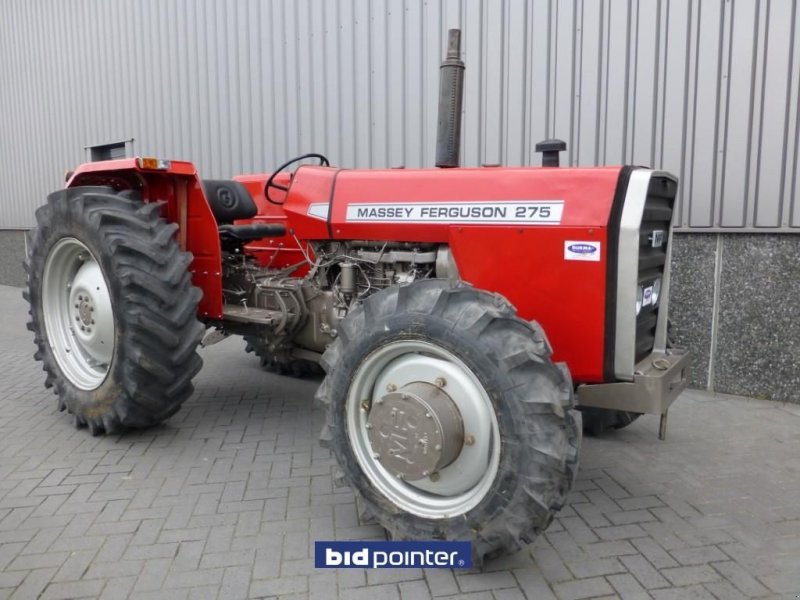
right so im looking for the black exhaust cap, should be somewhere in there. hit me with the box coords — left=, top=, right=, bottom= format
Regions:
left=535, top=139, right=567, bottom=167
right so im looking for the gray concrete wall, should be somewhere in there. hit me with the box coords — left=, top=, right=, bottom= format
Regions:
left=1, top=230, right=796, bottom=403
left=0, top=230, right=26, bottom=288
left=669, top=233, right=800, bottom=403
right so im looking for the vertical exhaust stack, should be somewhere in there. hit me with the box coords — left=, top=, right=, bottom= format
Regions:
left=435, top=29, right=465, bottom=168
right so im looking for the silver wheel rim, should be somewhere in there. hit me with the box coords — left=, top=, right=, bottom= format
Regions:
left=42, top=237, right=115, bottom=390
left=346, top=340, right=501, bottom=519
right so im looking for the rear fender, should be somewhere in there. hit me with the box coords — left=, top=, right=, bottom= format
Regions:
left=67, top=158, right=223, bottom=318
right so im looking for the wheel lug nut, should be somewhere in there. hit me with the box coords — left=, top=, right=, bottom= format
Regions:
left=386, top=383, right=397, bottom=392
left=75, top=316, right=80, bottom=322
left=360, top=400, right=370, bottom=412
left=372, top=452, right=380, bottom=459
left=80, top=326, right=85, bottom=331
left=429, top=472, right=440, bottom=482
left=464, top=434, right=475, bottom=446
left=365, top=423, right=373, bottom=430
left=91, top=320, right=95, bottom=325
left=435, top=377, right=446, bottom=388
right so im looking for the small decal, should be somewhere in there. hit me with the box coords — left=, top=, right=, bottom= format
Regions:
left=344, top=201, right=564, bottom=224
left=565, top=241, right=601, bottom=262
left=642, top=285, right=654, bottom=306
left=307, top=203, right=330, bottom=220
left=650, top=230, right=665, bottom=248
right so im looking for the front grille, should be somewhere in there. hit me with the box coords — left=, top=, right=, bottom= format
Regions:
left=634, top=176, right=677, bottom=362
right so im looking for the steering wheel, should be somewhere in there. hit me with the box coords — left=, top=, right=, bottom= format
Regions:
left=265, top=153, right=330, bottom=205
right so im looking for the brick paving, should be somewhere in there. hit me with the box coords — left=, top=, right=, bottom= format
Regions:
left=0, top=284, right=798, bottom=599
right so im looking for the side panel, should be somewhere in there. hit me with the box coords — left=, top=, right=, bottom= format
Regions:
left=329, top=167, right=622, bottom=242
left=67, top=159, right=224, bottom=318
left=450, top=226, right=609, bottom=383
left=281, top=167, right=340, bottom=239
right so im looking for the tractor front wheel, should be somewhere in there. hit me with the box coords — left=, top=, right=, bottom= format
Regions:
left=24, top=187, right=204, bottom=434
left=316, top=280, right=581, bottom=564
left=579, top=407, right=641, bottom=435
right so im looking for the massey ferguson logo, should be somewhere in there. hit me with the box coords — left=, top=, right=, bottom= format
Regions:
left=345, top=201, right=564, bottom=224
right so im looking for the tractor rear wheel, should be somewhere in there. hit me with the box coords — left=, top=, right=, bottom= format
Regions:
left=24, top=187, right=204, bottom=434
left=244, top=336, right=321, bottom=377
left=316, top=280, right=581, bottom=564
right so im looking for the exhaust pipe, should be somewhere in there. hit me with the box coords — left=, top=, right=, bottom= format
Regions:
left=435, top=29, right=465, bottom=168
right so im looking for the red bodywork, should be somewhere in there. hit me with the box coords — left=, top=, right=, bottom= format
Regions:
left=67, top=159, right=624, bottom=384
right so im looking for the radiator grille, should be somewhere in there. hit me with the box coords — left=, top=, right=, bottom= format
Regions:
left=635, top=176, right=677, bottom=362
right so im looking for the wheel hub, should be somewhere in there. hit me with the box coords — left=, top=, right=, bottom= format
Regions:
left=367, top=382, right=464, bottom=481
left=77, top=297, right=93, bottom=325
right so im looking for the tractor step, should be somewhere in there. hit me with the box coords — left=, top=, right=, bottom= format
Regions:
left=222, top=304, right=281, bottom=325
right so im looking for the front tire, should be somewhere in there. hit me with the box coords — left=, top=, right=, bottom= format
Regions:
left=316, top=280, right=581, bottom=564
left=24, top=187, right=204, bottom=434
left=579, top=407, right=641, bottom=435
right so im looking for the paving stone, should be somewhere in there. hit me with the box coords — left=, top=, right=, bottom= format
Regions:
left=40, top=579, right=105, bottom=599
left=702, top=579, right=747, bottom=600
left=457, top=571, right=518, bottom=592
left=758, top=571, right=800, bottom=594
left=709, top=560, right=770, bottom=597
left=650, top=585, right=717, bottom=600
left=8, top=568, right=57, bottom=600
left=565, top=557, right=626, bottom=579
left=669, top=546, right=728, bottom=566
left=606, top=573, right=650, bottom=599
left=552, top=576, right=615, bottom=600
left=661, top=565, right=721, bottom=587
left=630, top=537, right=679, bottom=569
left=423, top=568, right=459, bottom=596
left=620, top=555, right=670, bottom=590
left=249, top=574, right=308, bottom=596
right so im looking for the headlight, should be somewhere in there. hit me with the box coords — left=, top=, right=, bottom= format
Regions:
left=651, top=277, right=662, bottom=306
left=636, top=286, right=643, bottom=315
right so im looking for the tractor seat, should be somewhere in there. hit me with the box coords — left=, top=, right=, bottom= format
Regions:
left=203, top=179, right=286, bottom=241
left=203, top=179, right=259, bottom=223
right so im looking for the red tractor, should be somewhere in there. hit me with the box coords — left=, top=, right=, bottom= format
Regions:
left=24, top=32, right=689, bottom=563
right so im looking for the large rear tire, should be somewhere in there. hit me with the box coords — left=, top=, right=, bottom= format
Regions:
left=316, top=280, right=581, bottom=565
left=24, top=187, right=204, bottom=434
left=243, top=336, right=321, bottom=378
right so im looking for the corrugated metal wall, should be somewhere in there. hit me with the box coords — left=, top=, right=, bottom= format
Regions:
left=1, top=0, right=798, bottom=230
